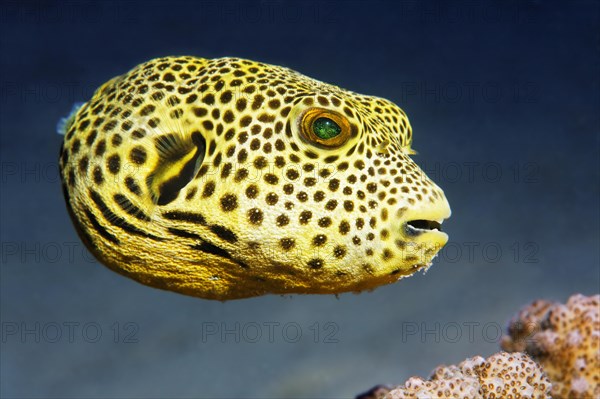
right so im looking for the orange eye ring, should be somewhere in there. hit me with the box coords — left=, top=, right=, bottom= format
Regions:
left=300, top=108, right=351, bottom=148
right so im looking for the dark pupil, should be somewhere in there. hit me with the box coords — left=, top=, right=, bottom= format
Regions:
left=312, top=117, right=341, bottom=139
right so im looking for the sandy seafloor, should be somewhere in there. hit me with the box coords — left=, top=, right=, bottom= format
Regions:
left=1, top=1, right=598, bottom=398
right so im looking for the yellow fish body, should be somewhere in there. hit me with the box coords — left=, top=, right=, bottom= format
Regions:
left=58, top=56, right=451, bottom=300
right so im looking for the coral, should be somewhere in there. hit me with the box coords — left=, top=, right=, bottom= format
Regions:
left=501, top=293, right=600, bottom=399
left=357, top=293, right=599, bottom=399
left=371, top=352, right=551, bottom=399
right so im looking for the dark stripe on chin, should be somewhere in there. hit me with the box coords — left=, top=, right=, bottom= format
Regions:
left=162, top=210, right=207, bottom=225
left=209, top=224, right=238, bottom=243
left=191, top=241, right=230, bottom=259
left=191, top=241, right=249, bottom=269
left=113, top=194, right=151, bottom=221
left=62, top=181, right=96, bottom=248
left=84, top=208, right=120, bottom=244
left=89, top=190, right=162, bottom=240
left=167, top=227, right=203, bottom=240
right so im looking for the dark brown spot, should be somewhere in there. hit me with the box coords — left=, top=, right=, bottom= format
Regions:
left=333, top=246, right=347, bottom=259
left=94, top=140, right=106, bottom=157
left=299, top=210, right=312, bottom=225
left=252, top=95, right=265, bottom=110
left=250, top=138, right=261, bottom=151
left=202, top=94, right=215, bottom=105
left=129, top=146, right=147, bottom=165
left=318, top=217, right=332, bottom=228
left=283, top=184, right=294, bottom=195
left=111, top=134, right=122, bottom=147
left=185, top=187, right=197, bottom=200
left=307, top=258, right=324, bottom=269
left=140, top=104, right=155, bottom=116
left=86, top=130, right=98, bottom=146
left=220, top=163, right=232, bottom=179
left=253, top=156, right=268, bottom=169
left=220, top=91, right=233, bottom=104
left=234, top=168, right=249, bottom=182
left=236, top=98, right=247, bottom=112
left=313, top=191, right=325, bottom=202
left=312, top=234, right=327, bottom=247
left=296, top=191, right=308, bottom=202
left=202, top=181, right=215, bottom=197
left=264, top=173, right=279, bottom=185
left=193, top=107, right=207, bottom=117
left=339, top=220, right=350, bottom=235
left=285, top=168, right=299, bottom=180
left=276, top=214, right=290, bottom=227
left=280, top=238, right=295, bottom=251
left=93, top=166, right=103, bottom=184
left=78, top=156, right=89, bottom=174
left=343, top=200, right=354, bottom=212
left=247, top=208, right=263, bottom=225
left=304, top=177, right=316, bottom=187
left=328, top=179, right=340, bottom=192
left=223, top=110, right=235, bottom=123
left=246, top=184, right=259, bottom=199
left=325, top=200, right=338, bottom=210
left=71, top=139, right=81, bottom=155
left=107, top=154, right=120, bottom=174
left=240, top=116, right=252, bottom=127
left=220, top=194, right=238, bottom=212
left=237, top=149, right=248, bottom=163
left=265, top=192, right=279, bottom=205
left=383, top=249, right=393, bottom=260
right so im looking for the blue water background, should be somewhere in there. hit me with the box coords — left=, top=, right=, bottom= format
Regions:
left=1, top=1, right=598, bottom=397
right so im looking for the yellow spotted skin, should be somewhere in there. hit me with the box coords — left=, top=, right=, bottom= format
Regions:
left=58, top=56, right=451, bottom=300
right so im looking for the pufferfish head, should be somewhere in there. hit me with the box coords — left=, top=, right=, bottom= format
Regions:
left=58, top=56, right=451, bottom=300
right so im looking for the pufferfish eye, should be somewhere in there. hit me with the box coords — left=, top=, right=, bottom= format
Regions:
left=313, top=117, right=340, bottom=139
left=300, top=108, right=351, bottom=148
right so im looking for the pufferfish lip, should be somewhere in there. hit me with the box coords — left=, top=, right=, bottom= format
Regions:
left=401, top=205, right=451, bottom=238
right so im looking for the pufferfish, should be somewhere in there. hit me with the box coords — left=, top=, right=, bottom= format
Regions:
left=58, top=56, right=451, bottom=300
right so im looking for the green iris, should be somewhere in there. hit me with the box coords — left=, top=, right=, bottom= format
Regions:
left=312, top=117, right=341, bottom=139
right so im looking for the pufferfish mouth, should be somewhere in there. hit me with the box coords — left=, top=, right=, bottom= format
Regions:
left=401, top=201, right=451, bottom=238
left=404, top=219, right=443, bottom=236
